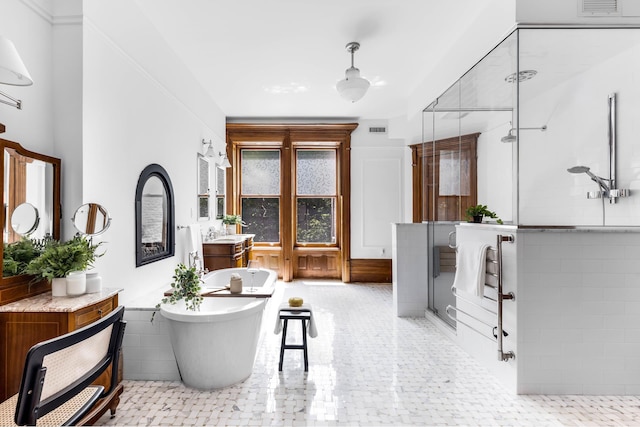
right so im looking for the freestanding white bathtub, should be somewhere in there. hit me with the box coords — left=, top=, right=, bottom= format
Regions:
left=160, top=267, right=277, bottom=389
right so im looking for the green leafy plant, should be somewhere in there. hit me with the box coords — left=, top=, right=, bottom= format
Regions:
left=3, top=238, right=44, bottom=277
left=23, top=235, right=104, bottom=281
left=222, top=214, right=244, bottom=225
left=151, top=263, right=203, bottom=322
left=465, top=204, right=503, bottom=224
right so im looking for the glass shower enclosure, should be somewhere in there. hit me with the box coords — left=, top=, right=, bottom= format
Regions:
left=423, top=27, right=640, bottom=326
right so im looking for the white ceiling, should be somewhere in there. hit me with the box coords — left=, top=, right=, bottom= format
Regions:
left=134, top=0, right=507, bottom=120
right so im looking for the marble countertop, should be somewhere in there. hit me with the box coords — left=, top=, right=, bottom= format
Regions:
left=456, top=223, right=640, bottom=233
left=0, top=287, right=122, bottom=313
left=203, top=233, right=255, bottom=244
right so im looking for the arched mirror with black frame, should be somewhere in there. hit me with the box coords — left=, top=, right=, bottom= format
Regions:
left=135, top=164, right=175, bottom=267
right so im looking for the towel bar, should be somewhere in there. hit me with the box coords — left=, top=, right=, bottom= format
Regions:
left=445, top=305, right=496, bottom=342
left=496, top=234, right=515, bottom=361
left=449, top=233, right=516, bottom=362
left=451, top=286, right=497, bottom=316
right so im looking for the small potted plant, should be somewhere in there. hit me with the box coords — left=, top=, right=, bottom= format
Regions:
left=222, top=214, right=245, bottom=235
left=24, top=235, right=103, bottom=296
left=465, top=204, right=503, bottom=224
left=151, top=263, right=203, bottom=322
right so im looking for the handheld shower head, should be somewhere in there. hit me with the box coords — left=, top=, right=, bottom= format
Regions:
left=567, top=166, right=590, bottom=174
left=567, top=165, right=611, bottom=192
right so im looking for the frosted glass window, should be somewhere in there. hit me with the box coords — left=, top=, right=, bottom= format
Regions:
left=297, top=150, right=336, bottom=195
left=215, top=167, right=225, bottom=219
left=241, top=150, right=280, bottom=195
left=216, top=167, right=225, bottom=195
left=439, top=150, right=470, bottom=196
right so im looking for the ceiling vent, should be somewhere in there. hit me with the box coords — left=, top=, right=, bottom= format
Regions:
left=579, top=0, right=620, bottom=16
left=369, top=126, right=387, bottom=134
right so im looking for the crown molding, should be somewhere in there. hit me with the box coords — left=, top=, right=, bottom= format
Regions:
left=19, top=0, right=82, bottom=25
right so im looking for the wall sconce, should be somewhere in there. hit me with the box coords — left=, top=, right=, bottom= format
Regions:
left=0, top=35, right=33, bottom=110
left=201, top=139, right=215, bottom=158
left=217, top=152, right=231, bottom=169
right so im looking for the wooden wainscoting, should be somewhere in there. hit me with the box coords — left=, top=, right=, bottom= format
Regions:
left=349, top=259, right=392, bottom=283
left=293, top=248, right=341, bottom=280
left=251, top=247, right=284, bottom=279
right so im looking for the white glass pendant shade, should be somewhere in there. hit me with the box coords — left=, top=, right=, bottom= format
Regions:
left=0, top=36, right=33, bottom=86
left=337, top=66, right=370, bottom=103
left=217, top=153, right=232, bottom=169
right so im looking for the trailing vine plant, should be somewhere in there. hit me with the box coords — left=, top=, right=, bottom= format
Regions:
left=151, top=263, right=203, bottom=323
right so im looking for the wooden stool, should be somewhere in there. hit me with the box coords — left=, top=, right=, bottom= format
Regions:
left=278, top=309, right=311, bottom=371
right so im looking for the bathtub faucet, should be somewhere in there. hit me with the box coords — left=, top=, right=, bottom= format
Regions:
left=188, top=251, right=208, bottom=276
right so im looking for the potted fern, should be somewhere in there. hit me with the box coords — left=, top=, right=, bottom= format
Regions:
left=151, top=263, right=203, bottom=322
left=3, top=237, right=43, bottom=277
left=24, top=235, right=103, bottom=296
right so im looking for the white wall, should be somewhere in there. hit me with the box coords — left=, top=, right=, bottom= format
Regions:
left=350, top=120, right=408, bottom=259
left=476, top=118, right=514, bottom=223
left=82, top=0, right=226, bottom=305
left=518, top=32, right=640, bottom=226
left=52, top=1, right=83, bottom=239
left=0, top=0, right=55, bottom=154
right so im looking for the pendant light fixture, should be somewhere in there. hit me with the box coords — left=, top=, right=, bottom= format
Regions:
left=336, top=42, right=370, bottom=103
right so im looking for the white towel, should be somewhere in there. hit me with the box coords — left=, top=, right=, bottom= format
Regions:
left=274, top=303, right=318, bottom=338
left=452, top=242, right=490, bottom=297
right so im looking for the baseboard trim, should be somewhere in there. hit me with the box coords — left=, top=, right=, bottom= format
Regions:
left=349, top=259, right=391, bottom=283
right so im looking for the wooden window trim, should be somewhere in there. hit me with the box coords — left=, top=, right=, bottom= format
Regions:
left=226, top=123, right=357, bottom=282
left=294, top=147, right=339, bottom=248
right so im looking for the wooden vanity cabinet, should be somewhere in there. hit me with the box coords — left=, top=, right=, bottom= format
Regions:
left=203, top=235, right=254, bottom=272
left=203, top=241, right=244, bottom=270
left=0, top=290, right=122, bottom=420
left=243, top=235, right=254, bottom=267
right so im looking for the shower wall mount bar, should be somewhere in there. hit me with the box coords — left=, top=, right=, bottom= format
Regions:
left=569, top=93, right=630, bottom=202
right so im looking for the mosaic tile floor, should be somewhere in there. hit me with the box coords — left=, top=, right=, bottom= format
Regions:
left=97, top=281, right=640, bottom=426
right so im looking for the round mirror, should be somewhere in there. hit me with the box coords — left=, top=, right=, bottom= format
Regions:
left=72, top=203, right=112, bottom=236
left=10, top=202, right=40, bottom=236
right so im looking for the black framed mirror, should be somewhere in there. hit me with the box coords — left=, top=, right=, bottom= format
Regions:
left=1, top=138, right=61, bottom=282
left=135, top=164, right=175, bottom=267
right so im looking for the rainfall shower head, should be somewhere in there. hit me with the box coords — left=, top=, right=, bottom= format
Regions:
left=567, top=165, right=611, bottom=192
left=500, top=125, right=547, bottom=143
left=501, top=130, right=516, bottom=143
